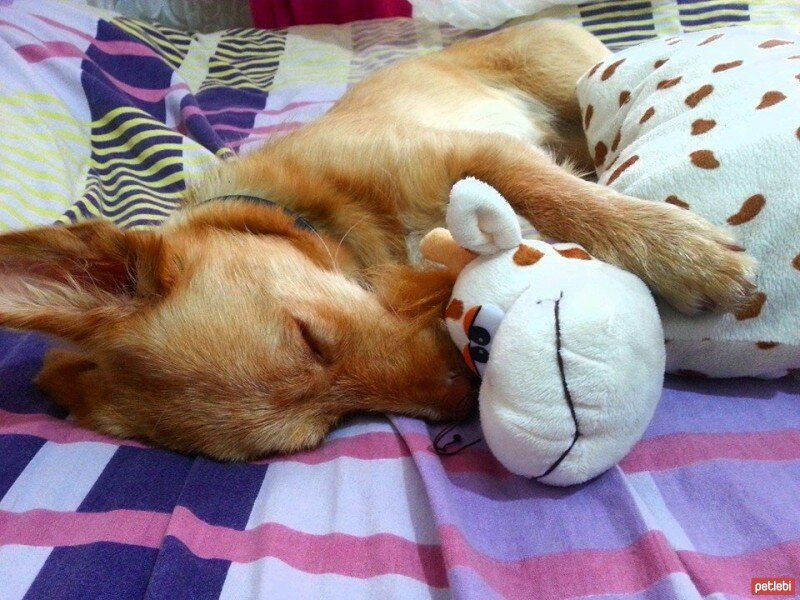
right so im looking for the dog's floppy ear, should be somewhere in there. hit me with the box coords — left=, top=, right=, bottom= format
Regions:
left=0, top=220, right=173, bottom=340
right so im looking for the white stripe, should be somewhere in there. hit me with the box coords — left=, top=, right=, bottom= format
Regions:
left=625, top=472, right=696, bottom=551
left=0, top=442, right=116, bottom=512
left=219, top=556, right=448, bottom=600
left=0, top=545, right=53, bottom=600
left=324, top=416, right=395, bottom=442
left=245, top=457, right=439, bottom=545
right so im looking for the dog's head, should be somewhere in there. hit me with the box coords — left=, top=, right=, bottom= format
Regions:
left=0, top=202, right=472, bottom=460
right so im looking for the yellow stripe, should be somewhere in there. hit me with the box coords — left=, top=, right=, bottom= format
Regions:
left=86, top=170, right=185, bottom=196
left=92, top=121, right=177, bottom=144
left=679, top=9, right=750, bottom=22
left=88, top=160, right=185, bottom=188
left=92, top=105, right=153, bottom=129
left=0, top=140, right=67, bottom=173
left=0, top=154, right=72, bottom=196
left=0, top=114, right=85, bottom=146
left=91, top=147, right=185, bottom=168
left=0, top=186, right=64, bottom=223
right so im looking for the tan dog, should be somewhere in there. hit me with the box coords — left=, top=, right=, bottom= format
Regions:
left=0, top=21, right=753, bottom=460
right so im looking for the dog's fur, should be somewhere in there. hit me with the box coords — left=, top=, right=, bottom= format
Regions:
left=0, top=21, right=754, bottom=460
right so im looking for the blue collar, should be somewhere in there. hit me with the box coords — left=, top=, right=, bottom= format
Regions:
left=204, top=194, right=316, bottom=232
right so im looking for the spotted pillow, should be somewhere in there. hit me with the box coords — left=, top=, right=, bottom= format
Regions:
left=577, top=27, right=800, bottom=379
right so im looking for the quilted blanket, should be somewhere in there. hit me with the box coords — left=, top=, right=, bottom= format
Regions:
left=1, top=1, right=800, bottom=599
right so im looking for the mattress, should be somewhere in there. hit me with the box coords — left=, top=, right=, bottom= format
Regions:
left=1, top=1, right=799, bottom=598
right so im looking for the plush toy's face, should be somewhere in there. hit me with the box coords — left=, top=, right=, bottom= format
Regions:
left=443, top=240, right=596, bottom=378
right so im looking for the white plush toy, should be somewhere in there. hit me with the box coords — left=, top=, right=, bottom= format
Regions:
left=421, top=178, right=666, bottom=486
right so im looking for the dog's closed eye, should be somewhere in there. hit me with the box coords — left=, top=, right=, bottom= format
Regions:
left=293, top=317, right=334, bottom=364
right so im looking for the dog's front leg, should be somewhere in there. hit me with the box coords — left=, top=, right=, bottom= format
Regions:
left=434, top=132, right=755, bottom=315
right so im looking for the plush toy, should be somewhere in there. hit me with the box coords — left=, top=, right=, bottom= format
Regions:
left=421, top=178, right=666, bottom=486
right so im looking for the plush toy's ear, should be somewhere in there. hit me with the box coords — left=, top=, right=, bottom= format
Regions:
left=420, top=228, right=477, bottom=276
left=447, top=178, right=522, bottom=255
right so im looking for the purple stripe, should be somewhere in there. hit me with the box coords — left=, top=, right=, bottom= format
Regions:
left=394, top=417, right=650, bottom=559
left=26, top=543, right=158, bottom=600
left=0, top=331, right=65, bottom=417
left=174, top=458, right=267, bottom=529
left=644, top=376, right=800, bottom=438
left=78, top=445, right=193, bottom=514
left=144, top=537, right=230, bottom=600
left=653, top=460, right=800, bottom=555
left=0, top=435, right=46, bottom=499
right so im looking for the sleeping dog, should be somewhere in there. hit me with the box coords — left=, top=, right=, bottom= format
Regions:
left=0, top=21, right=754, bottom=460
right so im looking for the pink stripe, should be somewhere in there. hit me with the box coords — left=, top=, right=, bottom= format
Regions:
left=0, top=409, right=145, bottom=449
left=0, top=409, right=509, bottom=477
left=0, top=506, right=446, bottom=586
left=213, top=122, right=303, bottom=136
left=27, top=15, right=158, bottom=58
left=620, top=430, right=800, bottom=473
left=0, top=508, right=169, bottom=549
left=4, top=507, right=796, bottom=596
left=15, top=39, right=158, bottom=64
left=167, top=506, right=448, bottom=586
left=200, top=100, right=332, bottom=117
left=440, top=526, right=685, bottom=599
left=86, top=39, right=160, bottom=58
left=16, top=41, right=83, bottom=62
left=442, top=526, right=800, bottom=598
left=97, top=69, right=189, bottom=103
left=679, top=540, right=800, bottom=597
left=266, top=431, right=411, bottom=465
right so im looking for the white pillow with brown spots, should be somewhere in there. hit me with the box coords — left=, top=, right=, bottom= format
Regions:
left=577, top=27, right=800, bottom=379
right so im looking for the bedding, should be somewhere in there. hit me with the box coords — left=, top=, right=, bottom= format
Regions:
left=577, top=28, right=800, bottom=379
left=1, top=1, right=799, bottom=598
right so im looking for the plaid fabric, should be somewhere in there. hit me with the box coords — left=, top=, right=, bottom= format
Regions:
left=1, top=1, right=800, bottom=598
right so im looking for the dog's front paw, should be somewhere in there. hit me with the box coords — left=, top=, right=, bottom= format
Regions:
left=638, top=204, right=757, bottom=315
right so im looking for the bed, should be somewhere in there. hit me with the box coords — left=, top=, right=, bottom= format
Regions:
left=1, top=1, right=799, bottom=598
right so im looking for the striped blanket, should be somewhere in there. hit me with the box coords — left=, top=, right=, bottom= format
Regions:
left=1, top=1, right=800, bottom=598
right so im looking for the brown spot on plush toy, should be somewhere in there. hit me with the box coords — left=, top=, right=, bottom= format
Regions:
left=657, top=76, right=682, bottom=89
left=727, top=194, right=765, bottom=225
left=513, top=245, right=544, bottom=266
left=685, top=84, right=714, bottom=108
left=735, top=292, right=767, bottom=321
left=665, top=195, right=690, bottom=209
left=601, top=59, right=626, bottom=81
left=445, top=299, right=464, bottom=320
left=607, top=155, right=639, bottom=184
left=759, top=39, right=794, bottom=49
left=713, top=60, right=743, bottom=72
left=757, top=91, right=786, bottom=109
left=594, top=141, right=608, bottom=167
left=691, top=119, right=716, bottom=135
left=640, top=107, right=655, bottom=124
left=690, top=150, right=720, bottom=169
left=556, top=247, right=592, bottom=260
left=611, top=130, right=622, bottom=152
left=584, top=104, right=594, bottom=129
left=698, top=33, right=724, bottom=46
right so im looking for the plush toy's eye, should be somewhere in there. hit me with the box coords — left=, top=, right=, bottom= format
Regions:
left=469, top=325, right=491, bottom=345
left=469, top=345, right=489, bottom=365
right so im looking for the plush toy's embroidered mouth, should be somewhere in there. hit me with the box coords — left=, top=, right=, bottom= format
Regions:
left=530, top=293, right=582, bottom=482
